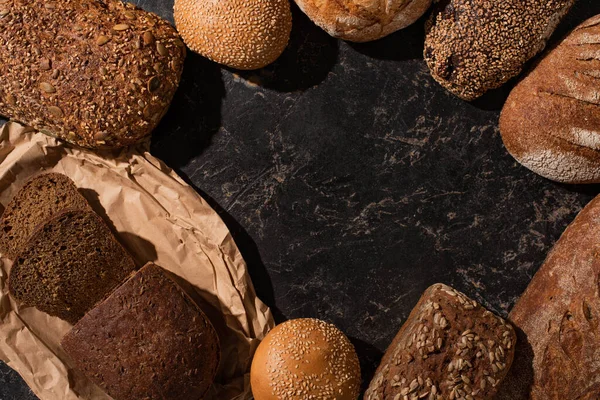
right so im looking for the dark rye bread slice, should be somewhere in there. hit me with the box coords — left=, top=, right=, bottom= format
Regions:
left=61, top=263, right=220, bottom=400
left=9, top=209, right=136, bottom=324
left=365, top=284, right=516, bottom=400
left=0, top=173, right=90, bottom=259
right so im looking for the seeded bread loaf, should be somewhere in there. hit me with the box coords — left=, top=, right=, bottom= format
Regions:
left=9, top=208, right=136, bottom=324
left=500, top=15, right=600, bottom=184
left=365, top=284, right=516, bottom=400
left=0, top=173, right=90, bottom=259
left=0, top=0, right=185, bottom=149
left=424, top=0, right=574, bottom=101
left=293, top=0, right=432, bottom=42
left=61, top=263, right=220, bottom=400
left=496, top=195, right=600, bottom=399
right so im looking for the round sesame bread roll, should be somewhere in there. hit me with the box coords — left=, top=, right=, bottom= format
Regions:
left=174, top=0, right=292, bottom=70
left=250, top=318, right=361, bottom=399
left=294, top=0, right=432, bottom=42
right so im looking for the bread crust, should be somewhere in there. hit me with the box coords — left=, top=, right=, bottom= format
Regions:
left=62, top=263, right=220, bottom=400
left=294, top=0, right=432, bottom=42
left=365, top=284, right=516, bottom=400
left=500, top=15, right=600, bottom=184
left=496, top=194, right=600, bottom=399
left=424, top=0, right=574, bottom=101
left=0, top=0, right=185, bottom=149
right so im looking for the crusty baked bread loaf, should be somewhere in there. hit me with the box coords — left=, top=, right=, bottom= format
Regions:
left=500, top=15, right=600, bottom=184
left=424, top=0, right=574, bottom=101
left=174, top=0, right=291, bottom=70
left=9, top=209, right=136, bottom=324
left=294, top=0, right=432, bottom=42
left=0, top=0, right=185, bottom=149
left=365, top=284, right=516, bottom=400
left=0, top=173, right=90, bottom=259
left=250, top=318, right=361, bottom=399
left=496, top=195, right=600, bottom=399
left=61, top=263, right=220, bottom=400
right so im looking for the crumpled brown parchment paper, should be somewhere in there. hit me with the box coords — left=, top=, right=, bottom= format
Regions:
left=0, top=121, right=274, bottom=400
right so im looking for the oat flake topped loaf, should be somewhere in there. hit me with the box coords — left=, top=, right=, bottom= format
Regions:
left=365, top=284, right=516, bottom=400
left=0, top=0, right=185, bottom=148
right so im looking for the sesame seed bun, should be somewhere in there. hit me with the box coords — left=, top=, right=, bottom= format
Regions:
left=173, top=0, right=292, bottom=70
left=250, top=318, right=361, bottom=399
left=294, top=0, right=432, bottom=42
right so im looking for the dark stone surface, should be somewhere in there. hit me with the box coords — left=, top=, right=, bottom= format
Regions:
left=3, top=1, right=600, bottom=399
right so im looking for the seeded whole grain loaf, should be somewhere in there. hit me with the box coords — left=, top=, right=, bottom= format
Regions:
left=500, top=15, right=600, bottom=184
left=0, top=173, right=90, bottom=259
left=496, top=195, right=600, bottom=399
left=293, top=0, right=432, bottom=42
left=365, top=284, right=516, bottom=400
left=424, top=0, right=575, bottom=101
left=9, top=208, right=136, bottom=324
left=0, top=0, right=185, bottom=149
left=61, top=262, right=220, bottom=400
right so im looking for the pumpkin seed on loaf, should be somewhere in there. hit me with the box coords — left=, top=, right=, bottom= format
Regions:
left=174, top=0, right=292, bottom=70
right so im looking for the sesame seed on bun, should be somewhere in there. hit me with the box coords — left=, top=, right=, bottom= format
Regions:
left=251, top=318, right=361, bottom=399
left=173, top=0, right=292, bottom=70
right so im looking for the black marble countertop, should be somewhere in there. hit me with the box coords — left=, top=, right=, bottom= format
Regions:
left=3, top=1, right=600, bottom=399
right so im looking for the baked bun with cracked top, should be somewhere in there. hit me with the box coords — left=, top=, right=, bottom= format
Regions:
left=174, top=0, right=292, bottom=70
left=0, top=0, right=185, bottom=148
left=250, top=318, right=361, bottom=399
left=424, top=0, right=574, bottom=101
left=500, top=14, right=600, bottom=184
left=294, top=0, right=432, bottom=42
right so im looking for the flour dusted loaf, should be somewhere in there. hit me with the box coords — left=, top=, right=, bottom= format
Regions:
left=424, top=0, right=574, bottom=101
left=496, top=195, right=600, bottom=399
left=0, top=0, right=185, bottom=148
left=500, top=15, right=600, bottom=184
left=0, top=173, right=90, bottom=259
left=365, top=284, right=516, bottom=400
left=62, top=263, right=220, bottom=400
left=294, top=0, right=432, bottom=42
left=9, top=209, right=136, bottom=324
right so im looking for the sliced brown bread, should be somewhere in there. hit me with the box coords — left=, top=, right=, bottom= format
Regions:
left=0, top=173, right=90, bottom=259
left=61, top=263, right=220, bottom=400
left=9, top=209, right=136, bottom=324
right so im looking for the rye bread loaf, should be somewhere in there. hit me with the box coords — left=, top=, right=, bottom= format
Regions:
left=0, top=0, right=185, bottom=149
left=365, top=284, right=516, bottom=400
left=61, top=263, right=220, bottom=400
left=0, top=173, right=90, bottom=259
left=496, top=195, right=600, bottom=399
left=500, top=15, right=600, bottom=184
left=9, top=208, right=136, bottom=324
left=424, top=0, right=574, bottom=101
left=294, top=0, right=432, bottom=42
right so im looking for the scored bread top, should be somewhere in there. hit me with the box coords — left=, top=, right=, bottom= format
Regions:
left=0, top=0, right=185, bottom=148
left=500, top=14, right=600, bottom=184
left=294, top=0, right=432, bottom=42
left=365, top=284, right=516, bottom=400
left=0, top=173, right=90, bottom=259
left=61, top=263, right=220, bottom=400
left=9, top=208, right=137, bottom=324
